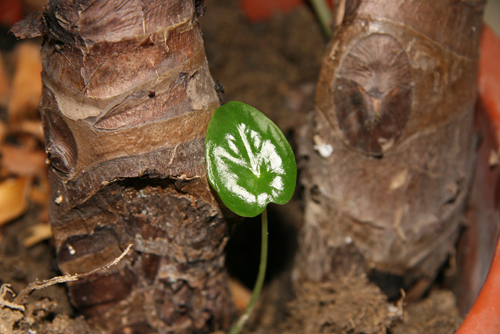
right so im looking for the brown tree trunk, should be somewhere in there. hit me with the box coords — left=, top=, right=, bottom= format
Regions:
left=295, top=0, right=485, bottom=298
left=12, top=0, right=235, bottom=332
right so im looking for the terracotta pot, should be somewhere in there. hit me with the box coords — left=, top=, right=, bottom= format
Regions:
left=456, top=231, right=500, bottom=333
left=240, top=0, right=304, bottom=21
left=455, top=24, right=500, bottom=334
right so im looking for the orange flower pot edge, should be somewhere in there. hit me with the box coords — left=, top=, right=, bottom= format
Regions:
left=479, top=25, right=500, bottom=142
left=456, top=24, right=500, bottom=334
left=240, top=0, right=304, bottom=22
left=456, top=231, right=500, bottom=333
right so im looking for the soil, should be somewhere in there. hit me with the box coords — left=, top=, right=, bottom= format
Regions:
left=0, top=0, right=465, bottom=333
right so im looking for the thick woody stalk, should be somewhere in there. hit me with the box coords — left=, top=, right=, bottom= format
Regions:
left=12, top=0, right=234, bottom=332
left=296, top=0, right=485, bottom=294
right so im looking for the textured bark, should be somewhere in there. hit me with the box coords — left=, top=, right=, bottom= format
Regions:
left=12, top=0, right=234, bottom=332
left=295, top=0, right=485, bottom=294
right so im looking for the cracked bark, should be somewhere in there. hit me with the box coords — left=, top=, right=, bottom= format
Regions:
left=12, top=0, right=235, bottom=332
left=295, top=0, right=485, bottom=297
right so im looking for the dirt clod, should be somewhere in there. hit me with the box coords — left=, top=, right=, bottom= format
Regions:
left=281, top=273, right=398, bottom=334
left=391, top=290, right=462, bottom=334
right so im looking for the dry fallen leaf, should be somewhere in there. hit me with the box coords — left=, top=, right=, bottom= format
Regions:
left=0, top=177, right=30, bottom=226
left=23, top=222, right=52, bottom=247
left=0, top=53, right=9, bottom=107
left=9, top=120, right=44, bottom=142
left=0, top=121, right=6, bottom=145
left=1, top=144, right=47, bottom=178
left=8, top=42, right=42, bottom=124
left=29, top=174, right=49, bottom=205
left=0, top=167, right=8, bottom=180
left=229, top=277, right=252, bottom=313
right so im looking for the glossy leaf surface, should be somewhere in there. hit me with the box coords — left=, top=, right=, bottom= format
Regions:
left=206, top=101, right=297, bottom=217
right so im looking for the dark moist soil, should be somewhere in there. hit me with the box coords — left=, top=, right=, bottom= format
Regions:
left=0, top=1, right=462, bottom=333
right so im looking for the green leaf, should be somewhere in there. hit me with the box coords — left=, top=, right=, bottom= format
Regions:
left=206, top=101, right=297, bottom=217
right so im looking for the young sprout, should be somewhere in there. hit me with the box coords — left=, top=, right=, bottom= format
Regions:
left=310, top=0, right=333, bottom=37
left=205, top=101, right=297, bottom=334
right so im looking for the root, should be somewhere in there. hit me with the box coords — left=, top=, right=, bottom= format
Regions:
left=0, top=243, right=133, bottom=310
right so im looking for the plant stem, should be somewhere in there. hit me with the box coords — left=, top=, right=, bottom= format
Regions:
left=228, top=208, right=268, bottom=334
left=310, top=0, right=333, bottom=38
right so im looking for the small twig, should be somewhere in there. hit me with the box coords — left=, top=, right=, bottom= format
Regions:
left=12, top=243, right=133, bottom=305
left=0, top=284, right=25, bottom=311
